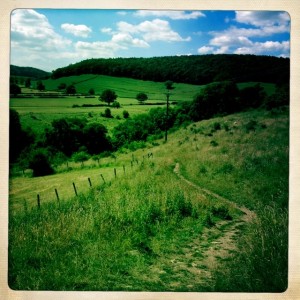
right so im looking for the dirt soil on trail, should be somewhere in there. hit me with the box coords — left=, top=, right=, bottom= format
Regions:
left=140, top=163, right=256, bottom=291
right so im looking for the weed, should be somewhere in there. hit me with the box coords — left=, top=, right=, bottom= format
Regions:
left=211, top=205, right=233, bottom=221
left=245, top=120, right=257, bottom=132
left=210, top=140, right=219, bottom=147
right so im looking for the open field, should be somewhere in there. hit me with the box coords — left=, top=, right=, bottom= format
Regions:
left=9, top=108, right=288, bottom=291
left=34, top=74, right=205, bottom=101
left=11, top=75, right=276, bottom=136
left=10, top=96, right=169, bottom=135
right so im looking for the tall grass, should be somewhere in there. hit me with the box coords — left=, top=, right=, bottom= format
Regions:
left=9, top=108, right=289, bottom=291
left=167, top=108, right=289, bottom=291
left=212, top=203, right=288, bottom=292
left=9, top=160, right=238, bottom=291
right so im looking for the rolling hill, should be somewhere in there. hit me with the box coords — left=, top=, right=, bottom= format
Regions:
left=10, top=65, right=51, bottom=79
left=51, top=54, right=290, bottom=85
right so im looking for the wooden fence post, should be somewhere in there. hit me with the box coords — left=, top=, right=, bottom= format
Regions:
left=123, top=165, right=125, bottom=174
left=100, top=174, right=106, bottom=184
left=88, top=177, right=92, bottom=187
left=114, top=168, right=117, bottom=178
left=55, top=188, right=60, bottom=203
left=131, top=161, right=133, bottom=168
left=73, top=182, right=78, bottom=196
left=37, top=194, right=40, bottom=209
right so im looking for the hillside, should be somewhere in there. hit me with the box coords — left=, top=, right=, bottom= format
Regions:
left=51, top=54, right=290, bottom=85
left=10, top=65, right=51, bottom=79
left=9, top=108, right=288, bottom=291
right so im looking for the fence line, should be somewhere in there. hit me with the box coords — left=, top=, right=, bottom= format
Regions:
left=34, top=152, right=154, bottom=208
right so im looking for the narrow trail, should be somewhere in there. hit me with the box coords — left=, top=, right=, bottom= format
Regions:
left=173, top=162, right=256, bottom=222
left=147, top=162, right=258, bottom=290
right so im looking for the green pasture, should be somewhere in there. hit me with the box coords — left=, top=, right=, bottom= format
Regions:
left=10, top=96, right=171, bottom=135
left=11, top=74, right=276, bottom=137
left=34, top=74, right=204, bottom=102
left=9, top=108, right=288, bottom=291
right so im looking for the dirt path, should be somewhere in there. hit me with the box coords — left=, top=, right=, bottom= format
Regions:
left=173, top=162, right=256, bottom=222
left=145, top=163, right=257, bottom=290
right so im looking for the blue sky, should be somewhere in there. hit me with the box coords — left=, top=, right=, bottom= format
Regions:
left=10, top=9, right=290, bottom=72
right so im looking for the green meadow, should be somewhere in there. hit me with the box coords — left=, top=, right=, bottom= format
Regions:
left=10, top=74, right=276, bottom=136
left=9, top=107, right=288, bottom=291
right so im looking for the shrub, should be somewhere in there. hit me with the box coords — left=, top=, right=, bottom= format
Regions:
left=102, top=108, right=113, bottom=118
left=123, top=110, right=129, bottom=119
left=112, top=101, right=121, bottom=108
left=210, top=140, right=218, bottom=147
left=211, top=205, right=232, bottom=220
left=213, top=122, right=221, bottom=131
left=72, top=151, right=90, bottom=167
left=29, top=150, right=54, bottom=177
left=245, top=120, right=257, bottom=132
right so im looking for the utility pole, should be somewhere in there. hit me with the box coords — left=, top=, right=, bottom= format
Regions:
left=165, top=91, right=170, bottom=142
left=164, top=80, right=174, bottom=143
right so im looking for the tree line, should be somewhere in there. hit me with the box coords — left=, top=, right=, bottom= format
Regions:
left=51, top=54, right=289, bottom=85
left=10, top=80, right=289, bottom=177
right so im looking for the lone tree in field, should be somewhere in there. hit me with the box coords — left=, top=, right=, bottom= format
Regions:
left=66, top=84, right=76, bottom=95
left=99, top=89, right=117, bottom=106
left=88, top=88, right=95, bottom=95
left=136, top=92, right=148, bottom=104
left=36, top=81, right=45, bottom=91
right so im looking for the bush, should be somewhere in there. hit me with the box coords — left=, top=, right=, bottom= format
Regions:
left=29, top=150, right=54, bottom=177
left=123, top=110, right=129, bottom=119
left=102, top=108, right=113, bottom=118
left=112, top=101, right=121, bottom=108
left=72, top=151, right=90, bottom=167
left=245, top=120, right=257, bottom=132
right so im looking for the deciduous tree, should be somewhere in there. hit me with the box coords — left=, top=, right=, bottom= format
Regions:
left=99, top=89, right=117, bottom=106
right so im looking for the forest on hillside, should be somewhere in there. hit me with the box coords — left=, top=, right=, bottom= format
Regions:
left=51, top=54, right=289, bottom=85
left=10, top=65, right=51, bottom=79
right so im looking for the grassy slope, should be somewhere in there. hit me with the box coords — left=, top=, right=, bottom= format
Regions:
left=37, top=74, right=204, bottom=101
left=11, top=75, right=276, bottom=137
left=9, top=108, right=288, bottom=292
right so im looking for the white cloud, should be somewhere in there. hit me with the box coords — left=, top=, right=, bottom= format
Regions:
left=235, top=11, right=290, bottom=27
left=134, top=10, right=205, bottom=20
left=61, top=23, right=92, bottom=38
left=213, top=46, right=229, bottom=54
left=234, top=40, right=290, bottom=55
left=11, top=9, right=73, bottom=70
left=198, top=46, right=214, bottom=54
left=117, top=19, right=191, bottom=42
left=101, top=27, right=113, bottom=34
left=111, top=32, right=149, bottom=48
left=210, top=35, right=252, bottom=48
left=198, top=11, right=290, bottom=57
left=11, top=9, right=71, bottom=50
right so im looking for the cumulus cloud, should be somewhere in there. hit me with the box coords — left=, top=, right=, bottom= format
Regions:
left=61, top=23, right=92, bottom=38
left=11, top=9, right=71, bottom=50
left=198, top=10, right=290, bottom=57
left=197, top=46, right=214, bottom=54
left=235, top=11, right=290, bottom=27
left=234, top=40, right=290, bottom=55
left=117, top=19, right=191, bottom=42
left=11, top=9, right=73, bottom=70
left=134, top=10, right=205, bottom=20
